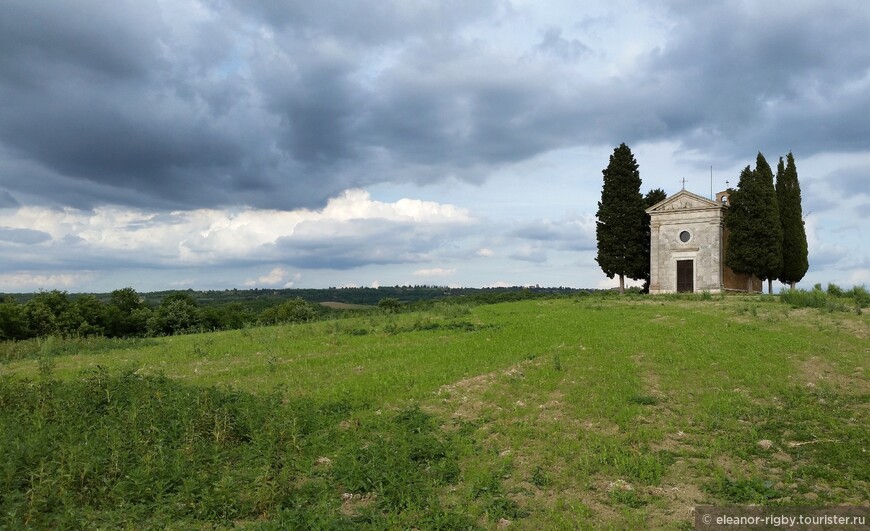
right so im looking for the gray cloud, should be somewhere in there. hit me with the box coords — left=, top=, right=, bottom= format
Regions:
left=0, top=190, right=18, bottom=208
left=535, top=27, right=593, bottom=61
left=0, top=227, right=51, bottom=245
left=641, top=1, right=870, bottom=161
left=828, top=165, right=870, bottom=197
left=802, top=185, right=836, bottom=216
left=224, top=0, right=504, bottom=44
left=803, top=165, right=870, bottom=215
left=271, top=218, right=470, bottom=270
left=508, top=246, right=548, bottom=263
left=0, top=1, right=162, bottom=87
left=510, top=218, right=596, bottom=252
left=0, top=0, right=868, bottom=212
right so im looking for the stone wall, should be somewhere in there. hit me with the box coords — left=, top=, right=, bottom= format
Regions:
left=649, top=206, right=724, bottom=294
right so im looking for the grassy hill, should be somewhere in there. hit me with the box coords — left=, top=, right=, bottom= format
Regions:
left=1, top=295, right=867, bottom=528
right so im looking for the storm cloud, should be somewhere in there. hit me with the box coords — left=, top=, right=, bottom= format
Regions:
left=0, top=227, right=52, bottom=245
left=2, top=1, right=868, bottom=211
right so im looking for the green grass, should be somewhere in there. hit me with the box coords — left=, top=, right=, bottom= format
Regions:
left=1, top=296, right=867, bottom=528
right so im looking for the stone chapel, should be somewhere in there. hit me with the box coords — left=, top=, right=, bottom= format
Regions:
left=646, top=189, right=762, bottom=294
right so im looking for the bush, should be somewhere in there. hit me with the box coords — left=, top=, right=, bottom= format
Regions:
left=778, top=286, right=858, bottom=312
left=146, top=293, right=203, bottom=336
left=847, top=285, right=870, bottom=308
left=378, top=297, right=401, bottom=313
left=0, top=298, right=27, bottom=341
left=780, top=288, right=828, bottom=309
left=259, top=297, right=316, bottom=324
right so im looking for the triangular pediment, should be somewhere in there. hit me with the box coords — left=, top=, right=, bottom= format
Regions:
left=646, top=190, right=722, bottom=214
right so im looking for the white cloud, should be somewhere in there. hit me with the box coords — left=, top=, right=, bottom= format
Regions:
left=509, top=244, right=547, bottom=263
left=846, top=268, right=870, bottom=287
left=804, top=214, right=849, bottom=268
left=477, top=247, right=495, bottom=257
left=847, top=268, right=870, bottom=286
left=0, top=189, right=474, bottom=272
left=322, top=190, right=472, bottom=223
left=595, top=276, right=643, bottom=290
left=0, top=272, right=95, bottom=290
left=413, top=267, right=457, bottom=277
left=244, top=267, right=291, bottom=287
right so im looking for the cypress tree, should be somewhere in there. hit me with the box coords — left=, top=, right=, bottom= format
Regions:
left=724, top=166, right=757, bottom=291
left=724, top=153, right=783, bottom=293
left=595, top=143, right=647, bottom=294
left=754, top=153, right=783, bottom=294
left=776, top=152, right=809, bottom=289
left=640, top=188, right=667, bottom=293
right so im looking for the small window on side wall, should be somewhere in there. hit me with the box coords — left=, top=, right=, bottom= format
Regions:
left=679, top=230, right=691, bottom=243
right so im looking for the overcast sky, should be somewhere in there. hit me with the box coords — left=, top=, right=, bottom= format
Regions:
left=1, top=0, right=868, bottom=293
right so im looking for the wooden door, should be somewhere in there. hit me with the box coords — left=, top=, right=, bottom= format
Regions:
left=677, top=260, right=693, bottom=293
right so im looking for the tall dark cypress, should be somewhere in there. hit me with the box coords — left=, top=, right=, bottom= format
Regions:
left=724, top=153, right=783, bottom=293
left=776, top=152, right=809, bottom=289
left=754, top=153, right=783, bottom=294
left=724, top=166, right=757, bottom=291
left=640, top=188, right=667, bottom=293
left=595, top=143, right=647, bottom=294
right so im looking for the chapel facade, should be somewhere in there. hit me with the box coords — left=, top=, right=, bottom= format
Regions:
left=646, top=189, right=761, bottom=294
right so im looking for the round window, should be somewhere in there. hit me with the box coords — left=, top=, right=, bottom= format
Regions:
left=679, top=230, right=691, bottom=243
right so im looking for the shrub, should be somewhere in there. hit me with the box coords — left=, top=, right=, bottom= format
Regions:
left=779, top=287, right=854, bottom=312
left=847, top=285, right=870, bottom=308
left=259, top=297, right=316, bottom=325
left=0, top=298, right=27, bottom=340
left=146, top=294, right=203, bottom=335
left=378, top=297, right=401, bottom=313
left=779, top=288, right=828, bottom=309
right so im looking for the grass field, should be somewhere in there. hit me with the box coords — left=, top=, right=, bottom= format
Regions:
left=1, top=295, right=867, bottom=529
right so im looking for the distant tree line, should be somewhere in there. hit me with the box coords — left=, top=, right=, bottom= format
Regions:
left=0, top=285, right=589, bottom=341
left=0, top=289, right=321, bottom=341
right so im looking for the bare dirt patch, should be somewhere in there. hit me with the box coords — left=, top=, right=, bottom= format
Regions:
left=800, top=355, right=868, bottom=393
left=647, top=475, right=708, bottom=527
left=429, top=357, right=543, bottom=422
left=339, top=492, right=376, bottom=517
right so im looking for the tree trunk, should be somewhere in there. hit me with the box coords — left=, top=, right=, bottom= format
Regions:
left=747, top=275, right=753, bottom=293
left=768, top=278, right=773, bottom=295
left=790, top=281, right=796, bottom=290
left=619, top=274, right=625, bottom=295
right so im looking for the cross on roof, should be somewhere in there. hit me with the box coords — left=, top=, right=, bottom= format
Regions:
left=681, top=177, right=687, bottom=190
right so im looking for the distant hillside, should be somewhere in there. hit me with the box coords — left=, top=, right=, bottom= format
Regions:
left=2, top=285, right=590, bottom=309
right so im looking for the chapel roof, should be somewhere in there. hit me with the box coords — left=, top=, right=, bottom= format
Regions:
left=645, top=189, right=723, bottom=214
